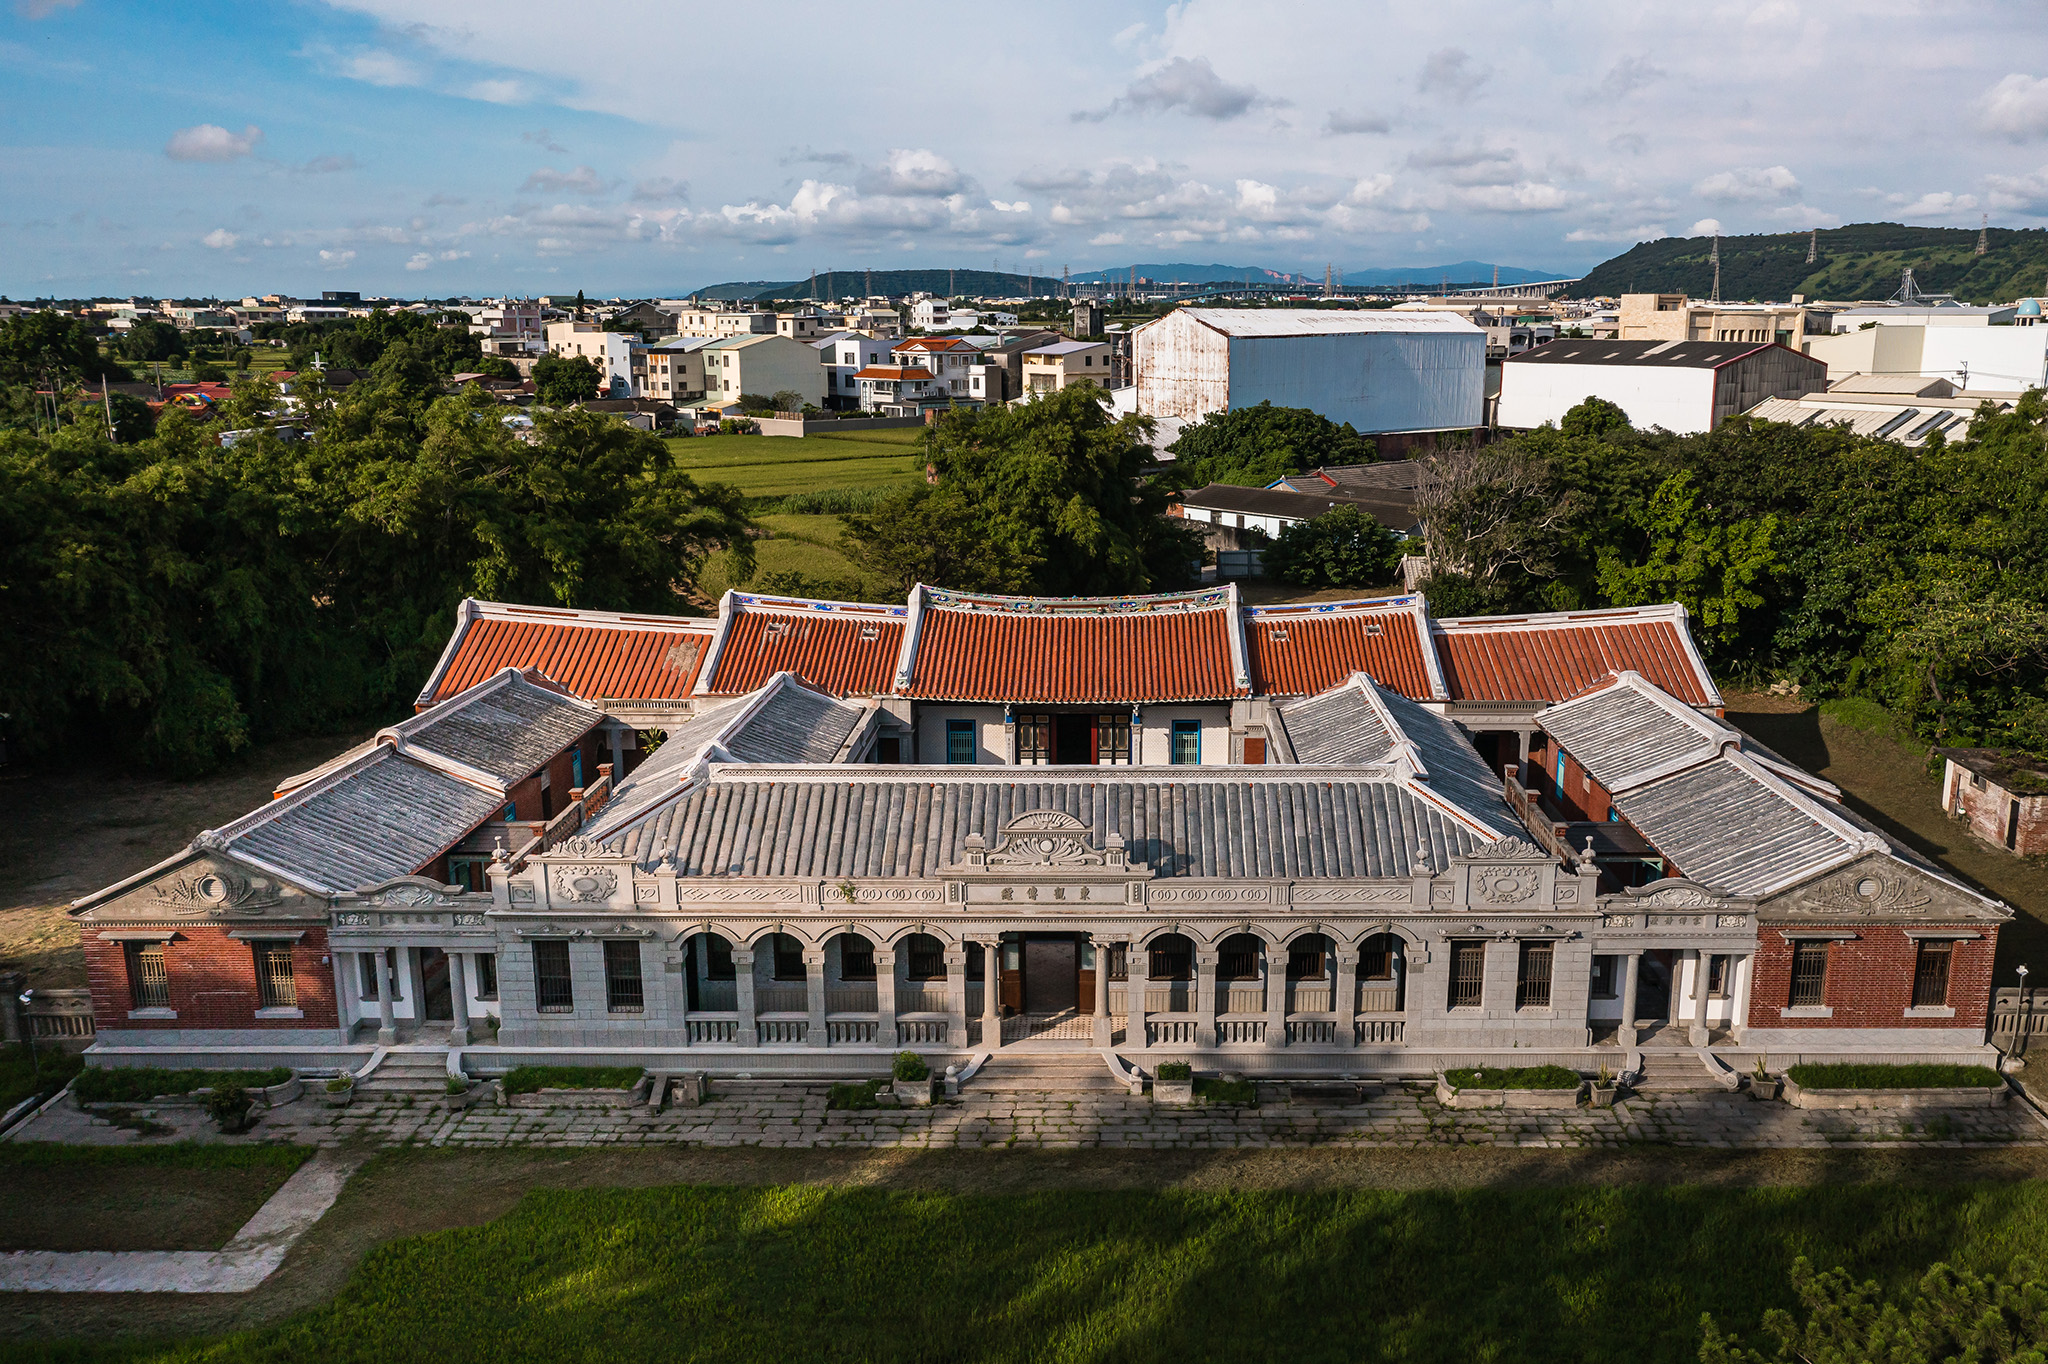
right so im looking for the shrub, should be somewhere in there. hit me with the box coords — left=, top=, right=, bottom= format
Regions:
left=500, top=1065, right=645, bottom=1096
left=325, top=1076, right=354, bottom=1093
left=1195, top=1077, right=1258, bottom=1106
left=1443, top=1065, right=1582, bottom=1091
left=446, top=1077, right=470, bottom=1095
left=72, top=1066, right=292, bottom=1104
left=892, top=1051, right=930, bottom=1082
left=1155, top=1062, right=1193, bottom=1082
left=1787, top=1064, right=2003, bottom=1090
left=718, top=417, right=760, bottom=435
left=202, top=1083, right=253, bottom=1130
left=1262, top=505, right=1405, bottom=588
left=827, top=1080, right=887, bottom=1111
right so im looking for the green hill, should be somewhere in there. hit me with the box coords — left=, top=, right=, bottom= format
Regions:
left=1572, top=223, right=2048, bottom=304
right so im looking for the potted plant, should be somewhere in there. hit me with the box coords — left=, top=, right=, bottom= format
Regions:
left=892, top=1050, right=933, bottom=1107
left=1154, top=1062, right=1196, bottom=1105
left=443, top=1075, right=482, bottom=1111
left=1589, top=1064, right=1618, bottom=1108
left=203, top=1083, right=256, bottom=1135
left=321, top=1074, right=355, bottom=1108
left=1749, top=1058, right=1782, bottom=1102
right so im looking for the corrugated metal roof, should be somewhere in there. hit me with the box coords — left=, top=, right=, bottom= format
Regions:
left=1434, top=605, right=1719, bottom=707
left=708, top=607, right=905, bottom=696
left=212, top=747, right=507, bottom=895
left=1245, top=599, right=1442, bottom=700
left=904, top=589, right=1247, bottom=703
left=609, top=770, right=1490, bottom=879
left=1507, top=340, right=1770, bottom=369
left=422, top=600, right=713, bottom=706
left=1168, top=308, right=1482, bottom=338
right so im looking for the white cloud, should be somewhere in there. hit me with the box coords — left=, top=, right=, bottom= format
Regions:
left=1979, top=74, right=2048, bottom=141
left=319, top=248, right=356, bottom=267
left=467, top=79, right=526, bottom=104
left=990, top=199, right=1031, bottom=212
left=1324, top=109, right=1390, bottom=135
left=631, top=176, right=689, bottom=203
left=1693, top=165, right=1801, bottom=202
left=1986, top=165, right=2048, bottom=215
left=1417, top=47, right=1485, bottom=97
left=1075, top=56, right=1275, bottom=122
left=339, top=49, right=422, bottom=87
left=521, top=165, right=611, bottom=195
left=1689, top=218, right=1723, bottom=237
left=1566, top=223, right=1668, bottom=243
left=15, top=0, right=79, bottom=16
left=1600, top=55, right=1664, bottom=98
left=202, top=228, right=239, bottom=249
left=857, top=148, right=968, bottom=197
left=165, top=123, right=262, bottom=162
left=404, top=252, right=434, bottom=270
left=521, top=129, right=569, bottom=154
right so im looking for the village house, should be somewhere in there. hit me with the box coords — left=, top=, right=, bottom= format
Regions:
left=70, top=588, right=2007, bottom=1078
left=1939, top=749, right=2048, bottom=856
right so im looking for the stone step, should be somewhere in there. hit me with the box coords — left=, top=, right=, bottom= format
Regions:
left=1630, top=1054, right=1722, bottom=1093
left=972, top=1056, right=1125, bottom=1092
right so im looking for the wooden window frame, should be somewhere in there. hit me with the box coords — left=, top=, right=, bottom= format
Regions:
left=252, top=941, right=297, bottom=1010
left=473, top=952, right=498, bottom=1001
left=1788, top=940, right=1829, bottom=1008
left=771, top=933, right=807, bottom=982
left=905, top=934, right=946, bottom=981
left=1515, top=941, right=1554, bottom=1009
left=839, top=938, right=877, bottom=981
left=125, top=941, right=170, bottom=1011
left=1912, top=939, right=1953, bottom=1009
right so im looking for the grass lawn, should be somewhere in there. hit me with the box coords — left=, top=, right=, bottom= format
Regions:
left=28, top=1177, right=2048, bottom=1362
left=666, top=430, right=925, bottom=500
left=696, top=511, right=904, bottom=602
left=0, top=1144, right=309, bottom=1252
left=0, top=1042, right=83, bottom=1114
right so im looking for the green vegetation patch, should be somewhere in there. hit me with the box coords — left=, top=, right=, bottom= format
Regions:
left=499, top=1065, right=644, bottom=1096
left=0, top=1042, right=84, bottom=1112
left=72, top=1066, right=293, bottom=1105
left=1787, top=1063, right=2004, bottom=1090
left=1194, top=1077, right=1258, bottom=1106
left=1154, top=1062, right=1192, bottom=1082
left=826, top=1080, right=888, bottom=1111
left=0, top=1142, right=310, bottom=1172
left=1444, top=1065, right=1583, bottom=1091
left=42, top=1181, right=2048, bottom=1363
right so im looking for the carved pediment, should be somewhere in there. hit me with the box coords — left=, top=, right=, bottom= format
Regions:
left=351, top=875, right=465, bottom=908
left=1618, top=878, right=1727, bottom=909
left=1460, top=836, right=1549, bottom=863
left=1771, top=856, right=2003, bottom=921
left=952, top=810, right=1152, bottom=878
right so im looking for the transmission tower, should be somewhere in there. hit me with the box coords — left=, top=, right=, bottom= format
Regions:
left=1710, top=234, right=1721, bottom=304
left=1806, top=229, right=1816, bottom=265
left=1063, top=264, right=1070, bottom=300
left=1323, top=263, right=1333, bottom=298
left=865, top=268, right=872, bottom=298
left=809, top=268, right=816, bottom=302
left=1977, top=214, right=1989, bottom=256
left=949, top=267, right=955, bottom=297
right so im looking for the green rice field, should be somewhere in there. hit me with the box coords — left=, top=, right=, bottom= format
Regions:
left=667, top=428, right=925, bottom=500
left=25, top=1179, right=2048, bottom=1363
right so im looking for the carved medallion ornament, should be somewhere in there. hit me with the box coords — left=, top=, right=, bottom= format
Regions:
left=553, top=865, right=620, bottom=904
left=148, top=866, right=283, bottom=917
left=1807, top=871, right=1935, bottom=915
left=370, top=886, right=445, bottom=908
left=1473, top=867, right=1541, bottom=905
left=956, top=811, right=1151, bottom=876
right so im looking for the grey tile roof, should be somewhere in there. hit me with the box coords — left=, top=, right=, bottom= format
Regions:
left=1378, top=685, right=1520, bottom=834
left=1616, top=758, right=1858, bottom=897
left=211, top=748, right=507, bottom=895
left=609, top=771, right=1489, bottom=880
left=396, top=672, right=602, bottom=783
left=1278, top=685, right=1394, bottom=765
left=1537, top=680, right=1721, bottom=785
left=724, top=684, right=863, bottom=765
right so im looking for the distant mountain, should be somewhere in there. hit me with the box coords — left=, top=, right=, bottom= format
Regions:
left=1573, top=223, right=2048, bottom=304
left=687, top=259, right=1568, bottom=301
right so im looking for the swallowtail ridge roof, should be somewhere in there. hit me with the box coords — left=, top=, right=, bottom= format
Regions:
left=417, top=599, right=714, bottom=709
left=1434, top=603, right=1720, bottom=708
left=1244, top=597, right=1444, bottom=701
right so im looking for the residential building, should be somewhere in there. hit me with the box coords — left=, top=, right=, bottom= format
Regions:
left=673, top=306, right=776, bottom=338
left=1744, top=375, right=2021, bottom=446
left=605, top=302, right=680, bottom=338
left=1134, top=308, right=1486, bottom=436
left=544, top=321, right=635, bottom=397
left=1939, top=750, right=2048, bottom=856
left=70, top=589, right=2006, bottom=1073
left=633, top=337, right=715, bottom=403
left=962, top=330, right=1064, bottom=404
left=893, top=337, right=981, bottom=398
left=775, top=310, right=841, bottom=342
left=1021, top=340, right=1113, bottom=394
left=816, top=331, right=894, bottom=410
left=843, top=306, right=902, bottom=339
left=699, top=333, right=826, bottom=406
left=468, top=299, right=544, bottom=353
left=1172, top=482, right=1412, bottom=553
left=910, top=297, right=954, bottom=331
left=1801, top=323, right=2047, bottom=394
left=1266, top=461, right=1422, bottom=530
left=1072, top=299, right=1105, bottom=337
left=285, top=305, right=353, bottom=324
left=854, top=365, right=945, bottom=414
left=1496, top=339, right=1826, bottom=434
left=1618, top=293, right=1833, bottom=348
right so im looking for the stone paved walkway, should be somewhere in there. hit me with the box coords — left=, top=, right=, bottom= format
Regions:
left=13, top=1081, right=2044, bottom=1151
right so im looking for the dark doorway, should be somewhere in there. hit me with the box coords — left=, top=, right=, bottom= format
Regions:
left=1054, top=714, right=1093, bottom=765
left=1637, top=950, right=1674, bottom=1024
left=1471, top=731, right=1518, bottom=781
left=419, top=947, right=454, bottom=1022
left=1023, top=938, right=1078, bottom=1013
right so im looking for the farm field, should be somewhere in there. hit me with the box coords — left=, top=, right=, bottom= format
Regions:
left=18, top=1150, right=2048, bottom=1362
left=667, top=427, right=925, bottom=500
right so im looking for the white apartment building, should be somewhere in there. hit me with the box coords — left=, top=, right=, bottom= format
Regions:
left=469, top=299, right=545, bottom=353
left=815, top=331, right=894, bottom=410
left=673, top=306, right=776, bottom=338
left=634, top=337, right=715, bottom=402
left=544, top=321, right=635, bottom=397
left=893, top=337, right=980, bottom=397
left=699, top=333, right=827, bottom=406
left=910, top=298, right=955, bottom=331
left=1021, top=340, right=1113, bottom=394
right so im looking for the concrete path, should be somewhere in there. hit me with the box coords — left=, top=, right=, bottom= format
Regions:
left=0, top=1148, right=364, bottom=1293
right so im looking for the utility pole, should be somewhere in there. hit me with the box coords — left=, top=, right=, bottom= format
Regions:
left=102, top=374, right=114, bottom=442
left=1063, top=264, right=1070, bottom=300
left=810, top=268, right=816, bottom=302
left=865, top=268, right=872, bottom=299
left=1492, top=264, right=1499, bottom=291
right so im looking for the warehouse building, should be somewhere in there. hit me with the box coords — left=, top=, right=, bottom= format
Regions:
left=1496, top=339, right=1825, bottom=435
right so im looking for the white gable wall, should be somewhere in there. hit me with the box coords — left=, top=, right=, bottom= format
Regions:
left=1497, top=363, right=1715, bottom=434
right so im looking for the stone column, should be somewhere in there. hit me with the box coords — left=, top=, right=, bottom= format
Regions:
left=371, top=950, right=396, bottom=1045
left=944, top=946, right=969, bottom=1049
left=609, top=724, right=627, bottom=778
left=984, top=938, right=1004, bottom=1049
left=1334, top=947, right=1358, bottom=1049
left=1690, top=950, right=1712, bottom=1047
left=875, top=948, right=899, bottom=1050
left=732, top=948, right=758, bottom=1048
left=1131, top=942, right=1151, bottom=1052
left=1194, top=948, right=1219, bottom=1050
left=1730, top=953, right=1754, bottom=1043
left=448, top=951, right=472, bottom=1046
left=1264, top=938, right=1289, bottom=1049
left=1617, top=951, right=1642, bottom=1048
left=804, top=949, right=827, bottom=1048
left=1093, top=938, right=1115, bottom=1049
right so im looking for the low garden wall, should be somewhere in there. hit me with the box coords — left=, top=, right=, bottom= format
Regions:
left=1435, top=1067, right=1586, bottom=1110
left=1782, top=1063, right=2008, bottom=1110
left=756, top=415, right=927, bottom=438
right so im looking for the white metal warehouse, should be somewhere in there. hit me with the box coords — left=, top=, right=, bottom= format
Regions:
left=1133, top=308, right=1484, bottom=434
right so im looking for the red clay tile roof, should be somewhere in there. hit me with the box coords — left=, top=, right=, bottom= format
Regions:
left=903, top=588, right=1247, bottom=703
left=1433, top=605, right=1719, bottom=707
left=420, top=602, right=714, bottom=707
left=853, top=366, right=932, bottom=380
left=1245, top=598, right=1443, bottom=700
left=706, top=601, right=905, bottom=696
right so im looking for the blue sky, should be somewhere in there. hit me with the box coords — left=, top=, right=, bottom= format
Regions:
left=5, top=0, right=2047, bottom=297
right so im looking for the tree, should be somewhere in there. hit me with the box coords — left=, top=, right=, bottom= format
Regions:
left=771, top=390, right=804, bottom=413
left=1262, top=505, right=1405, bottom=588
left=533, top=353, right=602, bottom=406
left=474, top=355, right=520, bottom=382
left=1596, top=470, right=1779, bottom=647
left=1165, top=401, right=1371, bottom=490
left=0, top=312, right=122, bottom=388
left=1701, top=1256, right=2048, bottom=1363
left=843, top=384, right=1203, bottom=594
left=117, top=319, right=186, bottom=364
left=1416, top=440, right=1575, bottom=584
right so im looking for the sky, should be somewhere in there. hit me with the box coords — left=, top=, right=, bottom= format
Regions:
left=5, top=0, right=2048, bottom=298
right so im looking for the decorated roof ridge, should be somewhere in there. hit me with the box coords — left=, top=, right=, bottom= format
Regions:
left=916, top=583, right=1237, bottom=616
left=1243, top=593, right=1448, bottom=702
left=690, top=761, right=1413, bottom=785
left=725, top=589, right=907, bottom=617
left=466, top=597, right=718, bottom=632
left=1431, top=601, right=1691, bottom=631
left=1242, top=593, right=1425, bottom=618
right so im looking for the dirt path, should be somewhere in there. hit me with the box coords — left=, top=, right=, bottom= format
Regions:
left=0, top=732, right=369, bottom=988
left=7, top=1142, right=2048, bottom=1343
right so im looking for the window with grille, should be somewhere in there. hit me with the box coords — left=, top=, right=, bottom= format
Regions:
left=1448, top=941, right=1485, bottom=1009
left=1148, top=940, right=1192, bottom=980
left=474, top=953, right=498, bottom=1001
left=1707, top=954, right=1730, bottom=999
left=1218, top=935, right=1260, bottom=981
left=1286, top=944, right=1326, bottom=979
left=1107, top=945, right=1128, bottom=981
left=702, top=935, right=735, bottom=981
left=1515, top=941, right=1554, bottom=1009
left=1912, top=939, right=1953, bottom=1008
left=1016, top=713, right=1051, bottom=764
left=771, top=933, right=807, bottom=981
left=125, top=941, right=169, bottom=1010
left=906, top=933, right=945, bottom=980
left=1095, top=715, right=1132, bottom=765
left=946, top=719, right=975, bottom=764
left=1170, top=720, right=1201, bottom=765
left=840, top=938, right=876, bottom=980
left=248, top=941, right=296, bottom=1009
left=533, top=940, right=574, bottom=1013
left=1788, top=941, right=1829, bottom=1007
left=604, top=940, right=644, bottom=1014
left=1360, top=934, right=1398, bottom=981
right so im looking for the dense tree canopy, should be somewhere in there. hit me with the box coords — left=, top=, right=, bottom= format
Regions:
left=534, top=353, right=602, bottom=406
left=0, top=372, right=749, bottom=774
left=1263, top=504, right=1405, bottom=589
left=843, top=386, right=1204, bottom=595
left=1165, top=401, right=1372, bottom=490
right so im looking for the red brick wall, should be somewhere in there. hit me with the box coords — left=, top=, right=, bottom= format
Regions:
left=84, top=924, right=339, bottom=1031
left=1747, top=925, right=1997, bottom=1029
left=1528, top=736, right=1614, bottom=823
left=501, top=726, right=604, bottom=822
left=1949, top=771, right=2048, bottom=857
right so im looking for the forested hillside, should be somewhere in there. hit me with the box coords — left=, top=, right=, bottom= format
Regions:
left=1573, top=223, right=2048, bottom=303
